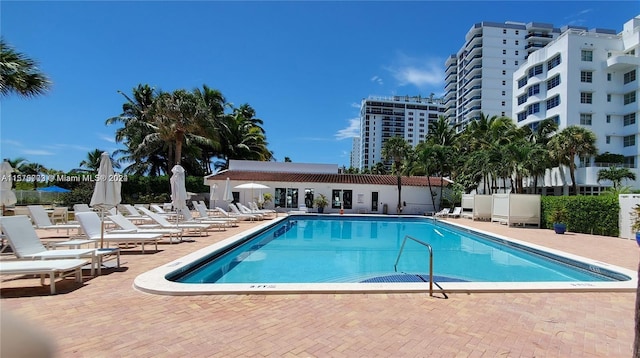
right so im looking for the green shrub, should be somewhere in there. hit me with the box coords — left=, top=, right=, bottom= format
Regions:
left=541, top=195, right=619, bottom=236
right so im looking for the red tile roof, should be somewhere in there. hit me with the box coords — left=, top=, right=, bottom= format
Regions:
left=206, top=170, right=448, bottom=187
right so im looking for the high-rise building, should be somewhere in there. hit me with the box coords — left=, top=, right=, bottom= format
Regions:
left=513, top=16, right=639, bottom=194
left=359, top=95, right=444, bottom=171
left=444, top=21, right=561, bottom=131
left=350, top=136, right=361, bottom=169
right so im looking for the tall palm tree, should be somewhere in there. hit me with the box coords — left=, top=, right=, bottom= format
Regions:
left=20, top=162, right=47, bottom=190
left=75, top=149, right=120, bottom=173
left=548, top=126, right=598, bottom=195
left=382, top=136, right=411, bottom=214
left=597, top=166, right=637, bottom=190
left=0, top=39, right=51, bottom=98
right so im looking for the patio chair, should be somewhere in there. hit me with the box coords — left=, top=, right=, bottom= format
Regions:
left=120, top=204, right=154, bottom=224
left=0, top=215, right=119, bottom=276
left=249, top=202, right=277, bottom=214
left=238, top=203, right=274, bottom=219
left=434, top=208, right=450, bottom=217
left=50, top=207, right=69, bottom=224
left=214, top=207, right=256, bottom=221
left=447, top=207, right=462, bottom=218
left=0, top=258, right=88, bottom=294
left=75, top=212, right=163, bottom=253
left=229, top=204, right=263, bottom=220
left=27, top=205, right=82, bottom=236
left=149, top=204, right=178, bottom=220
left=192, top=203, right=238, bottom=226
left=107, top=214, right=183, bottom=243
left=177, top=208, right=230, bottom=230
left=136, top=207, right=212, bottom=236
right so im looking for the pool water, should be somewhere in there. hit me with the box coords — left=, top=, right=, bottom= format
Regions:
left=169, top=216, right=629, bottom=284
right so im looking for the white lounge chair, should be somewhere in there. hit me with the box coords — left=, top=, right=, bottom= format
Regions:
left=136, top=207, right=212, bottom=236
left=447, top=207, right=462, bottom=218
left=75, top=212, right=163, bottom=253
left=107, top=214, right=183, bottom=243
left=178, top=208, right=230, bottom=230
left=214, top=207, right=255, bottom=221
left=73, top=203, right=92, bottom=213
left=119, top=204, right=154, bottom=224
left=0, top=215, right=119, bottom=276
left=249, top=202, right=277, bottom=215
left=434, top=208, right=450, bottom=217
left=192, top=203, right=238, bottom=226
left=27, top=205, right=82, bottom=235
left=0, top=259, right=87, bottom=294
left=229, top=204, right=263, bottom=220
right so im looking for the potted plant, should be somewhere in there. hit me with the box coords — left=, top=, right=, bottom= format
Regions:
left=260, top=193, right=273, bottom=209
left=548, top=207, right=569, bottom=234
left=313, top=194, right=329, bottom=213
left=630, top=204, right=640, bottom=246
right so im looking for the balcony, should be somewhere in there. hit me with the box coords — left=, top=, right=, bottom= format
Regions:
left=607, top=55, right=640, bottom=71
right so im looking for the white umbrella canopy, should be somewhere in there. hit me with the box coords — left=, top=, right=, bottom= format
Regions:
left=90, top=152, right=121, bottom=248
left=170, top=165, right=188, bottom=217
left=223, top=178, right=234, bottom=203
left=234, top=183, right=269, bottom=204
left=0, top=161, right=17, bottom=211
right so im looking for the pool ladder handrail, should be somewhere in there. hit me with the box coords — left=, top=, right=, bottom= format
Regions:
left=394, top=235, right=433, bottom=297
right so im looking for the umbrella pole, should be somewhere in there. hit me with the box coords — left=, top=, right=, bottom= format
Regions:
left=100, top=210, right=105, bottom=249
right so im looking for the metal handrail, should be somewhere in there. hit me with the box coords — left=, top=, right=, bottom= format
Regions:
left=394, top=235, right=433, bottom=296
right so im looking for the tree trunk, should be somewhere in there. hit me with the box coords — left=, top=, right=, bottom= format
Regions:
left=569, top=163, right=577, bottom=195
left=396, top=175, right=402, bottom=214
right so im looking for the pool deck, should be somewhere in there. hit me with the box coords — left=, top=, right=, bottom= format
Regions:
left=1, top=217, right=638, bottom=357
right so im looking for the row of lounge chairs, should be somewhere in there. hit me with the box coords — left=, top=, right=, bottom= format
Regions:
left=434, top=207, right=462, bottom=218
left=0, top=201, right=275, bottom=293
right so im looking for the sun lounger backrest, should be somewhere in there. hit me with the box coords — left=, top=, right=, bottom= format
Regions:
left=0, top=215, right=49, bottom=257
left=150, top=204, right=166, bottom=214
left=137, top=207, right=172, bottom=226
left=107, top=214, right=138, bottom=230
left=179, top=208, right=194, bottom=221
left=123, top=204, right=142, bottom=217
left=73, top=204, right=91, bottom=212
left=194, top=203, right=208, bottom=218
left=74, top=212, right=105, bottom=239
left=27, top=205, right=54, bottom=227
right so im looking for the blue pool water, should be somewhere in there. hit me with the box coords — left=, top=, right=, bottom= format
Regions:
left=169, top=216, right=630, bottom=284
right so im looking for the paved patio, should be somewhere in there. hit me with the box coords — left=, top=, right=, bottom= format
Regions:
left=1, top=217, right=638, bottom=357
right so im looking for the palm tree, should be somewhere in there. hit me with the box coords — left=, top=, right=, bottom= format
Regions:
left=382, top=136, right=411, bottom=214
left=20, top=162, right=47, bottom=190
left=75, top=149, right=120, bottom=173
left=548, top=126, right=598, bottom=195
left=0, top=39, right=51, bottom=98
left=597, top=166, right=637, bottom=190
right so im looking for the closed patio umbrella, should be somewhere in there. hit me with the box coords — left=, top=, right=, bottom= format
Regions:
left=209, top=183, right=218, bottom=209
left=170, top=164, right=187, bottom=223
left=0, top=161, right=17, bottom=214
left=223, top=178, right=233, bottom=204
left=90, top=152, right=121, bottom=248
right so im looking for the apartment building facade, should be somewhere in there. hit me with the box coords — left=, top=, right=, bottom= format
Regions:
left=513, top=16, right=639, bottom=193
left=444, top=21, right=561, bottom=132
left=358, top=95, right=445, bottom=171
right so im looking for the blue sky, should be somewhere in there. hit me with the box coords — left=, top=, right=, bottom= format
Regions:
left=1, top=1, right=637, bottom=173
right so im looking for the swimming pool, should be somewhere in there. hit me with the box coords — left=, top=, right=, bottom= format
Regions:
left=135, top=215, right=636, bottom=295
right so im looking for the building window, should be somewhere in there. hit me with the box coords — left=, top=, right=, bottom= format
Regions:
left=547, top=54, right=561, bottom=70
left=502, top=39, right=507, bottom=45
left=528, top=64, right=543, bottom=78
left=501, top=101, right=505, bottom=106
left=515, top=30, right=519, bottom=35
left=580, top=113, right=592, bottom=125
left=580, top=71, right=593, bottom=83
left=623, top=135, right=636, bottom=147
left=518, top=77, right=528, bottom=88
left=607, top=73, right=612, bottom=81
left=502, top=59, right=506, bottom=65
left=502, top=80, right=506, bottom=85
left=518, top=94, right=528, bottom=105
left=502, top=91, right=506, bottom=96
left=527, top=103, right=540, bottom=115
left=515, top=50, right=519, bottom=56
left=515, top=40, right=519, bottom=45
left=606, top=115, right=611, bottom=123
left=624, top=69, right=636, bottom=84
left=547, top=75, right=560, bottom=90
left=546, top=95, right=559, bottom=110
left=502, top=70, right=506, bottom=75
left=607, top=94, right=611, bottom=102
left=275, top=188, right=299, bottom=209
left=331, top=189, right=352, bottom=209
left=527, top=84, right=540, bottom=96
left=517, top=111, right=527, bottom=122
left=580, top=92, right=593, bottom=104
left=581, top=50, right=593, bottom=61
left=515, top=60, right=518, bottom=66
left=503, top=29, right=507, bottom=34
left=606, top=136, right=610, bottom=144
left=624, top=91, right=637, bottom=105
left=624, top=113, right=636, bottom=126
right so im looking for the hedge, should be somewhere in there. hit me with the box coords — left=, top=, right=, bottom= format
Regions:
left=541, top=195, right=619, bottom=237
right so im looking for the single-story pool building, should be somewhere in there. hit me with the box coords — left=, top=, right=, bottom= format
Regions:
left=204, top=160, right=449, bottom=215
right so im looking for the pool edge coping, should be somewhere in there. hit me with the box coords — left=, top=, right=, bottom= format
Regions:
left=133, top=215, right=638, bottom=296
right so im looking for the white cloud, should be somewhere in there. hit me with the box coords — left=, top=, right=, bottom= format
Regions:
left=384, top=52, right=445, bottom=89
left=0, top=139, right=22, bottom=147
left=335, top=118, right=360, bottom=140
left=564, top=9, right=593, bottom=26
left=350, top=102, right=361, bottom=109
left=99, top=134, right=116, bottom=143
left=370, top=75, right=384, bottom=85
left=22, top=149, right=55, bottom=156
